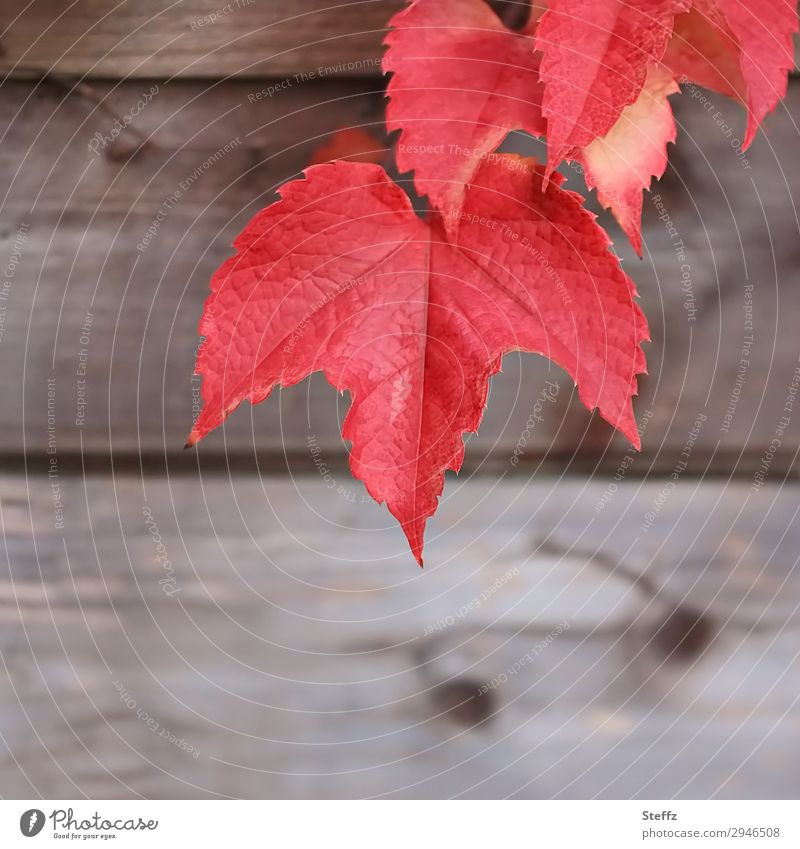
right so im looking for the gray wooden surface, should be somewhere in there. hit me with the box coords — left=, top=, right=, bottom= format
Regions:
left=1, top=475, right=798, bottom=799
left=0, top=0, right=401, bottom=79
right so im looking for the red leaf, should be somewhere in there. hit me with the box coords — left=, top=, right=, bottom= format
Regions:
left=535, top=0, right=689, bottom=172
left=189, top=158, right=648, bottom=564
left=666, top=0, right=798, bottom=147
left=384, top=0, right=545, bottom=231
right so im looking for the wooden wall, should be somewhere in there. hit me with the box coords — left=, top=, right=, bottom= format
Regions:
left=1, top=0, right=799, bottom=800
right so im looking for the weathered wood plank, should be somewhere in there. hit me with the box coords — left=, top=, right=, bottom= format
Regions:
left=0, top=78, right=389, bottom=461
left=1, top=474, right=799, bottom=798
left=0, top=1, right=797, bottom=81
left=2, top=78, right=800, bottom=474
left=0, top=0, right=402, bottom=80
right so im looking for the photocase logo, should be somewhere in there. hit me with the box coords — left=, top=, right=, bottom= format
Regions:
left=19, top=809, right=45, bottom=837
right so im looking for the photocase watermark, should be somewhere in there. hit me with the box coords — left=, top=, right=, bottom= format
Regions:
left=23, top=808, right=158, bottom=836
left=0, top=221, right=29, bottom=345
left=478, top=621, right=570, bottom=694
left=423, top=566, right=520, bottom=636
left=510, top=380, right=559, bottom=466
left=248, top=57, right=386, bottom=102
left=137, top=136, right=242, bottom=252
left=87, top=84, right=158, bottom=156
left=640, top=411, right=706, bottom=533
left=190, top=0, right=255, bottom=29
left=681, top=78, right=752, bottom=170
left=751, top=359, right=800, bottom=493
left=141, top=506, right=180, bottom=596
left=113, top=679, right=199, bottom=758
left=720, top=282, right=754, bottom=434
left=595, top=408, right=655, bottom=513
left=650, top=194, right=695, bottom=322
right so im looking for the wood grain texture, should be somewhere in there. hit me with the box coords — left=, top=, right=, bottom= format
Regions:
left=1, top=474, right=798, bottom=799
left=0, top=1, right=796, bottom=81
left=0, top=0, right=402, bottom=80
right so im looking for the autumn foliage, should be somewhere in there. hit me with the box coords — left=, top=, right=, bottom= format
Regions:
left=190, top=0, right=798, bottom=563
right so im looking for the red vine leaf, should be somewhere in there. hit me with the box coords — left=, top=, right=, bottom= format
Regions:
left=384, top=0, right=545, bottom=233
left=189, top=157, right=648, bottom=564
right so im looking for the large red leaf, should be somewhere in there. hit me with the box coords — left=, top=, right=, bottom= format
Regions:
left=384, top=0, right=545, bottom=231
left=535, top=0, right=689, bottom=171
left=666, top=0, right=798, bottom=147
left=189, top=157, right=648, bottom=564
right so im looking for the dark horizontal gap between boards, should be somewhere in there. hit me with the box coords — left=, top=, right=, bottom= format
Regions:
left=3, top=450, right=798, bottom=480
left=10, top=71, right=800, bottom=85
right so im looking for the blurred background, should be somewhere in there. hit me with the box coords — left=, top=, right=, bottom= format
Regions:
left=1, top=0, right=799, bottom=799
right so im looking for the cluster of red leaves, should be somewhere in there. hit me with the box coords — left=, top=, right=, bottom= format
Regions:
left=190, top=0, right=798, bottom=564
left=387, top=0, right=797, bottom=253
